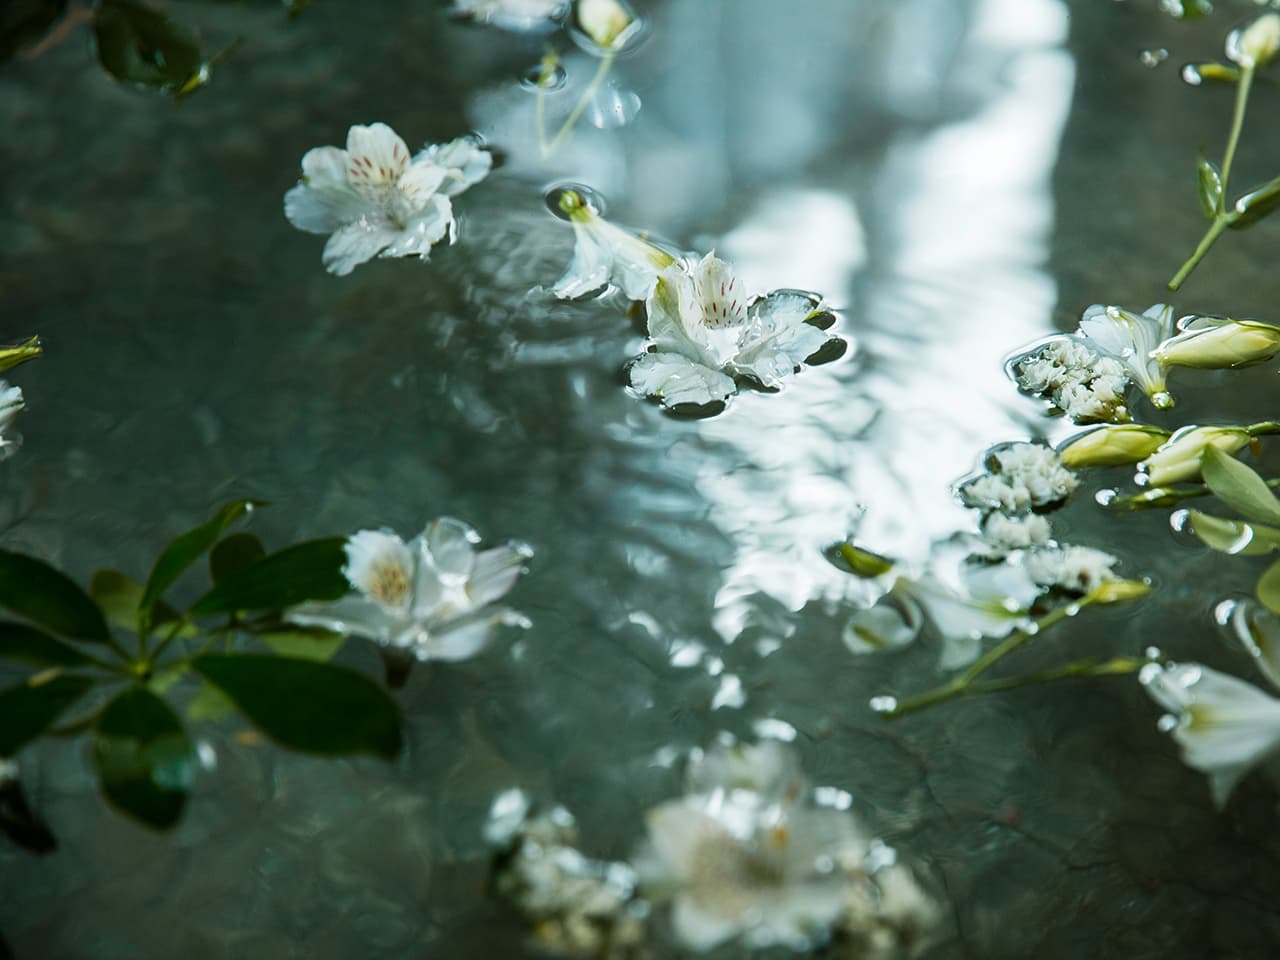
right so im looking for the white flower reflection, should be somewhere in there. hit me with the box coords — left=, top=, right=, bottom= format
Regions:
left=287, top=517, right=531, bottom=662
left=629, top=254, right=833, bottom=409
left=637, top=738, right=935, bottom=954
left=0, top=382, right=24, bottom=460
left=284, top=123, right=491, bottom=276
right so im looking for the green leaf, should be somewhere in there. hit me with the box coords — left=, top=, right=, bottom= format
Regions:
left=257, top=628, right=345, bottom=662
left=1231, top=175, right=1280, bottom=230
left=93, top=0, right=209, bottom=97
left=0, top=673, right=95, bottom=756
left=0, top=0, right=67, bottom=62
left=1258, top=559, right=1280, bottom=614
left=1197, top=153, right=1223, bottom=220
left=192, top=654, right=401, bottom=758
left=831, top=542, right=895, bottom=578
left=1186, top=510, right=1280, bottom=555
left=0, top=621, right=95, bottom=668
left=0, top=550, right=109, bottom=644
left=188, top=538, right=349, bottom=617
left=209, top=532, right=266, bottom=584
left=139, top=500, right=259, bottom=633
left=91, top=570, right=188, bottom=637
left=185, top=681, right=235, bottom=722
left=1202, top=445, right=1280, bottom=525
left=93, top=686, right=193, bottom=829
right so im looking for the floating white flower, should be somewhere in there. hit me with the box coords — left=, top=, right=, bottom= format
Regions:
left=958, top=442, right=1078, bottom=515
left=1023, top=544, right=1118, bottom=595
left=1154, top=316, right=1280, bottom=369
left=451, top=0, right=567, bottom=32
left=1140, top=661, right=1280, bottom=808
left=629, top=254, right=832, bottom=409
left=1012, top=338, right=1130, bottom=424
left=551, top=188, right=676, bottom=300
left=899, top=562, right=1039, bottom=669
left=1078, top=302, right=1177, bottom=409
left=284, top=123, right=491, bottom=276
left=978, top=512, right=1052, bottom=551
left=0, top=382, right=24, bottom=461
left=287, top=517, right=531, bottom=662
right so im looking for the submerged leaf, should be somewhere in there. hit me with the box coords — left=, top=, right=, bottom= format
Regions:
left=93, top=0, right=208, bottom=96
left=192, top=654, right=401, bottom=758
left=0, top=550, right=109, bottom=644
left=93, top=686, right=193, bottom=829
left=189, top=538, right=348, bottom=616
left=0, top=674, right=96, bottom=756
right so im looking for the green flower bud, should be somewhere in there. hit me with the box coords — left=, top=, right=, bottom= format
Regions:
left=1086, top=579, right=1151, bottom=605
left=0, top=336, right=41, bottom=374
left=1227, top=13, right=1280, bottom=69
left=1140, top=426, right=1251, bottom=487
left=1155, top=317, right=1280, bottom=369
left=1059, top=424, right=1171, bottom=468
left=575, top=0, right=633, bottom=48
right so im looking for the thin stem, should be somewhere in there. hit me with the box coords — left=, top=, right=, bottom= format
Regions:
left=542, top=52, right=615, bottom=159
left=1168, top=216, right=1230, bottom=291
left=144, top=614, right=196, bottom=668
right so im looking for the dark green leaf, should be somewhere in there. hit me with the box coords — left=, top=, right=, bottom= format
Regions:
left=0, top=622, right=94, bottom=668
left=139, top=500, right=258, bottom=633
left=192, top=654, right=401, bottom=758
left=91, top=570, right=188, bottom=637
left=0, top=0, right=68, bottom=62
left=188, top=538, right=348, bottom=616
left=0, top=550, right=109, bottom=644
left=93, top=0, right=208, bottom=97
left=1186, top=510, right=1280, bottom=555
left=1231, top=175, right=1280, bottom=230
left=93, top=686, right=193, bottom=829
left=1197, top=153, right=1223, bottom=220
left=1202, top=445, right=1280, bottom=525
left=257, top=628, right=345, bottom=662
left=1258, top=559, right=1280, bottom=614
left=0, top=674, right=95, bottom=756
left=209, top=532, right=266, bottom=584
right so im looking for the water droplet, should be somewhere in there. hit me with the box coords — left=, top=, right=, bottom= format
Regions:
left=1138, top=662, right=1163, bottom=685
left=752, top=717, right=797, bottom=741
left=1213, top=598, right=1239, bottom=627
left=544, top=181, right=606, bottom=220
left=587, top=85, right=642, bottom=129
left=1144, top=645, right=1163, bottom=660
left=869, top=695, right=897, bottom=714
left=1157, top=713, right=1178, bottom=733
left=1150, top=390, right=1174, bottom=410
left=1133, top=470, right=1150, bottom=488
left=1170, top=508, right=1191, bottom=533
left=521, top=62, right=567, bottom=92
left=1140, top=48, right=1169, bottom=68
left=1182, top=63, right=1205, bottom=85
left=1095, top=488, right=1119, bottom=507
left=814, top=854, right=836, bottom=874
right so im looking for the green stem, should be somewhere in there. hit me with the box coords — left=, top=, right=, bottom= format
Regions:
left=1247, top=420, right=1280, bottom=438
left=144, top=614, right=195, bottom=668
left=1168, top=65, right=1255, bottom=291
left=542, top=51, right=615, bottom=159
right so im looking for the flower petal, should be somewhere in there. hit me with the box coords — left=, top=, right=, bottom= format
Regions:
left=415, top=136, right=493, bottom=196
left=345, top=122, right=411, bottom=192
left=321, top=221, right=401, bottom=276
left=671, top=896, right=743, bottom=953
left=284, top=147, right=367, bottom=234
left=343, top=529, right=415, bottom=612
left=424, top=516, right=480, bottom=582
left=1231, top=603, right=1280, bottom=691
left=628, top=352, right=736, bottom=408
left=395, top=162, right=449, bottom=207
left=747, top=290, right=820, bottom=334
left=553, top=223, right=612, bottom=300
left=691, top=253, right=747, bottom=330
left=286, top=595, right=399, bottom=645
left=378, top=195, right=455, bottom=261
left=468, top=544, right=530, bottom=608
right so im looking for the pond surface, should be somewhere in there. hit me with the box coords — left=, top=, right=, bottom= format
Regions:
left=3, top=0, right=1280, bottom=957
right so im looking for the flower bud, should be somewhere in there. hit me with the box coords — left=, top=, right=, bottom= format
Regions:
left=575, top=0, right=633, bottom=48
left=1155, top=317, right=1280, bottom=369
left=1059, top=424, right=1171, bottom=468
left=1140, top=425, right=1251, bottom=486
left=1086, top=579, right=1151, bottom=605
left=0, top=336, right=41, bottom=375
left=1227, top=13, right=1280, bottom=69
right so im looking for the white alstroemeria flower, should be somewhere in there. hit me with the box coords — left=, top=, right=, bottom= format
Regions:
left=287, top=517, right=531, bottom=662
left=629, top=255, right=831, bottom=409
left=1155, top=316, right=1280, bottom=369
left=638, top=740, right=867, bottom=953
left=451, top=0, right=567, bottom=31
left=0, top=382, right=23, bottom=460
left=552, top=188, right=675, bottom=300
left=1023, top=544, right=1118, bottom=595
left=1140, top=661, right=1280, bottom=807
left=1230, top=603, right=1280, bottom=690
left=1078, top=302, right=1177, bottom=409
left=1013, top=338, right=1131, bottom=424
left=979, top=512, right=1052, bottom=551
left=898, top=562, right=1040, bottom=669
left=284, top=123, right=492, bottom=276
left=1139, top=424, right=1252, bottom=487
left=958, top=442, right=1078, bottom=515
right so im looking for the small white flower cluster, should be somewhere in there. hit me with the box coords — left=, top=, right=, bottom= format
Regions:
left=287, top=516, right=531, bottom=664
left=1013, top=338, right=1130, bottom=424
left=0, top=382, right=25, bottom=460
left=637, top=738, right=937, bottom=956
left=485, top=790, right=646, bottom=959
left=1022, top=544, right=1118, bottom=596
left=958, top=442, right=1079, bottom=516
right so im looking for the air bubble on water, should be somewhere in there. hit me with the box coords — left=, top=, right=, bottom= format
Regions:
left=587, top=85, right=642, bottom=129
left=1095, top=488, right=1119, bottom=507
left=869, top=695, right=897, bottom=714
left=1140, top=48, right=1169, bottom=68
left=1213, top=598, right=1239, bottom=627
left=1138, top=662, right=1163, bottom=686
left=1144, top=645, right=1163, bottom=660
left=814, top=786, right=853, bottom=811
left=521, top=62, right=567, bottom=92
left=1170, top=509, right=1191, bottom=533
left=1157, top=713, right=1178, bottom=733
left=544, top=181, right=606, bottom=220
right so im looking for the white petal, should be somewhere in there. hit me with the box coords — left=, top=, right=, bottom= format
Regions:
left=553, top=223, right=612, bottom=300
left=379, top=195, right=455, bottom=261
left=345, top=122, right=410, bottom=191
left=671, top=897, right=743, bottom=952
left=645, top=270, right=716, bottom=362
left=747, top=290, right=821, bottom=333
left=644, top=801, right=722, bottom=881
left=685, top=740, right=807, bottom=801
left=731, top=323, right=828, bottom=387
left=842, top=600, right=922, bottom=654
left=342, top=530, right=414, bottom=611
left=286, top=595, right=399, bottom=645
left=591, top=217, right=664, bottom=300
left=905, top=575, right=1033, bottom=658
left=468, top=544, right=530, bottom=607
left=691, top=253, right=747, bottom=330
left=628, top=352, right=736, bottom=408
left=395, top=162, right=448, bottom=207
left=284, top=147, right=367, bottom=234
left=423, top=516, right=480, bottom=582
left=1231, top=603, right=1280, bottom=691
left=321, top=220, right=400, bottom=276
left=418, top=609, right=522, bottom=661
left=415, top=137, right=492, bottom=196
